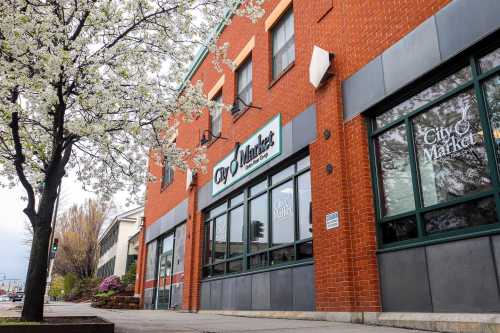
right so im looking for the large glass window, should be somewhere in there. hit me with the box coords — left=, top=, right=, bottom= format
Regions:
left=272, top=9, right=295, bottom=80
left=202, top=155, right=312, bottom=278
left=145, top=241, right=157, bottom=281
left=210, top=92, right=223, bottom=138
left=236, top=58, right=252, bottom=112
left=371, top=44, right=500, bottom=248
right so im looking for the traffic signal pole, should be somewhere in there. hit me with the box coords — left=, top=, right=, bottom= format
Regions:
left=45, top=184, right=61, bottom=303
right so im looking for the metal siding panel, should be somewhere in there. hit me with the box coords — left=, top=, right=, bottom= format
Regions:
left=198, top=182, right=213, bottom=211
left=251, top=272, right=271, bottom=310
left=235, top=275, right=252, bottom=310
left=426, top=237, right=500, bottom=312
left=378, top=247, right=432, bottom=312
left=292, top=265, right=315, bottom=311
left=382, top=16, right=441, bottom=94
left=270, top=268, right=293, bottom=311
left=200, top=281, right=211, bottom=310
left=222, top=278, right=237, bottom=310
left=342, top=56, right=385, bottom=121
left=174, top=199, right=188, bottom=225
left=292, top=105, right=317, bottom=151
left=210, top=279, right=223, bottom=310
left=491, top=235, right=500, bottom=284
left=436, top=0, right=500, bottom=60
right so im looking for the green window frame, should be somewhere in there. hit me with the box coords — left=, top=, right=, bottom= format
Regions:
left=202, top=154, right=313, bottom=279
left=369, top=40, right=500, bottom=251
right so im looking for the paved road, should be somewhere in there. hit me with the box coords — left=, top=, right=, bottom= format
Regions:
left=1, top=302, right=428, bottom=333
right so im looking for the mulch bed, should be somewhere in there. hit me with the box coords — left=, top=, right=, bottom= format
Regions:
left=0, top=316, right=114, bottom=333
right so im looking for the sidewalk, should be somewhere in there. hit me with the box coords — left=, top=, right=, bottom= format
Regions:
left=1, top=302, right=428, bottom=333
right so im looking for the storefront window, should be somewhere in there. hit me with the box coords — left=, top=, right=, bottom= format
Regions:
left=480, top=47, right=500, bottom=73
left=202, top=155, right=313, bottom=278
left=413, top=90, right=491, bottom=207
left=250, top=194, right=268, bottom=253
left=375, top=125, right=415, bottom=216
left=145, top=241, right=157, bottom=281
left=484, top=74, right=500, bottom=169
left=371, top=43, right=500, bottom=249
left=272, top=181, right=295, bottom=246
left=214, top=215, right=227, bottom=261
left=298, top=171, right=312, bottom=239
left=229, top=206, right=244, bottom=257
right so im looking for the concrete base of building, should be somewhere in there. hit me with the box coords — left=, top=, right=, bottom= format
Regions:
left=199, top=310, right=500, bottom=333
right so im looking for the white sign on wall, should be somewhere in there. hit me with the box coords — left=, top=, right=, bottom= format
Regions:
left=212, top=114, right=282, bottom=196
left=325, top=212, right=339, bottom=230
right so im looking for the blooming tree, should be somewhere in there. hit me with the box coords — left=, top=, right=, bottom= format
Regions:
left=0, top=0, right=266, bottom=321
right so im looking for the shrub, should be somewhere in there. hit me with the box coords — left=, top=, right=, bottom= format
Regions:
left=121, top=262, right=137, bottom=287
left=66, top=277, right=102, bottom=302
left=98, top=276, right=123, bottom=293
left=63, top=273, right=77, bottom=297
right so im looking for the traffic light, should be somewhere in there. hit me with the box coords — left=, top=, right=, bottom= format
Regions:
left=251, top=220, right=264, bottom=240
left=52, top=238, right=59, bottom=253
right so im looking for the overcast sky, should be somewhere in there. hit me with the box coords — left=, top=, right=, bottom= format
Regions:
left=0, top=174, right=131, bottom=285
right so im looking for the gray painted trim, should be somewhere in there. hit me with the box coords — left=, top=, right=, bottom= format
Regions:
left=145, top=198, right=188, bottom=243
left=342, top=0, right=500, bottom=121
left=198, top=105, right=317, bottom=211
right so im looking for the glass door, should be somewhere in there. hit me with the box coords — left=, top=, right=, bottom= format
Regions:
left=155, top=234, right=174, bottom=309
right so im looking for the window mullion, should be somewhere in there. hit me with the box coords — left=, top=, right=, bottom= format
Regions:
left=405, top=118, right=424, bottom=239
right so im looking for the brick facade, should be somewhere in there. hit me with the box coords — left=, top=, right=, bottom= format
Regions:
left=136, top=0, right=452, bottom=313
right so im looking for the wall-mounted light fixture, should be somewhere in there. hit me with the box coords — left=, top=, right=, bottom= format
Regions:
left=230, top=96, right=263, bottom=115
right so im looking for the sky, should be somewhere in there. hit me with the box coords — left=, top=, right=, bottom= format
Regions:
left=0, top=174, right=131, bottom=286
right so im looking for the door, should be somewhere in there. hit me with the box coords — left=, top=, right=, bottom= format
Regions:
left=155, top=234, right=174, bottom=309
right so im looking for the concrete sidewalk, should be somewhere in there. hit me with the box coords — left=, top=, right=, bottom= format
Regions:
left=1, top=302, right=428, bottom=333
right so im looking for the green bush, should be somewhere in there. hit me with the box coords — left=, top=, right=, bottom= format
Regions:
left=63, top=273, right=77, bottom=297
left=94, top=290, right=117, bottom=298
left=66, top=277, right=101, bottom=301
left=122, top=262, right=137, bottom=287
left=48, top=275, right=64, bottom=299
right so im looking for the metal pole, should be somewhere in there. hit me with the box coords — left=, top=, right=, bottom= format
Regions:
left=45, top=184, right=61, bottom=302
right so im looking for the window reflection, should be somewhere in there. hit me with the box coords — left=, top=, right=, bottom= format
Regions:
left=424, top=197, right=497, bottom=234
left=249, top=194, right=268, bottom=253
left=381, top=218, right=418, bottom=244
left=229, top=206, right=244, bottom=257
left=483, top=75, right=500, bottom=170
left=272, top=181, right=295, bottom=246
left=214, top=215, right=227, bottom=261
left=375, top=125, right=415, bottom=216
left=413, top=90, right=491, bottom=207
left=298, top=172, right=312, bottom=239
left=376, top=67, right=472, bottom=128
left=480, top=47, right=500, bottom=73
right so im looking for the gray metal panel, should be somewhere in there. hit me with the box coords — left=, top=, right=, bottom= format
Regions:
left=143, top=288, right=155, bottom=310
left=235, top=275, right=252, bottom=310
left=170, top=283, right=183, bottom=309
left=378, top=247, right=432, bottom=312
left=426, top=237, right=500, bottom=312
left=251, top=272, right=271, bottom=310
left=292, top=105, right=317, bottom=151
left=210, top=279, right=223, bottom=310
left=382, top=16, right=441, bottom=94
left=292, top=265, right=315, bottom=311
left=436, top=0, right=500, bottom=60
left=145, top=222, right=161, bottom=243
left=491, top=235, right=500, bottom=284
left=173, top=199, right=188, bottom=225
left=145, top=199, right=188, bottom=243
left=198, top=106, right=317, bottom=211
left=222, top=278, right=237, bottom=310
left=200, top=281, right=211, bottom=310
left=342, top=56, right=385, bottom=121
left=270, top=268, right=293, bottom=311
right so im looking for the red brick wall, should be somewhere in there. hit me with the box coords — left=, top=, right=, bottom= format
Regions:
left=137, top=0, right=452, bottom=312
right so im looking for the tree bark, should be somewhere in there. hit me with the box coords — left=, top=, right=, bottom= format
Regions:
left=21, top=221, right=52, bottom=322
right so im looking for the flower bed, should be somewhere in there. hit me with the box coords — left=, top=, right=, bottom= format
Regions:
left=91, top=295, right=140, bottom=310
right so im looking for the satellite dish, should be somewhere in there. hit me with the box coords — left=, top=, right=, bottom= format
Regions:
left=309, top=45, right=334, bottom=89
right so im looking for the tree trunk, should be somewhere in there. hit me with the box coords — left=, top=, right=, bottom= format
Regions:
left=21, top=222, right=52, bottom=322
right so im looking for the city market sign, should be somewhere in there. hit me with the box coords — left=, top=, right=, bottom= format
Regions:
left=212, top=114, right=282, bottom=196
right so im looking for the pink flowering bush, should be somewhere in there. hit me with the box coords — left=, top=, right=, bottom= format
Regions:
left=98, top=276, right=123, bottom=293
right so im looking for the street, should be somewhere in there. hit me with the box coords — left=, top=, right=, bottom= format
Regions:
left=0, top=302, right=429, bottom=333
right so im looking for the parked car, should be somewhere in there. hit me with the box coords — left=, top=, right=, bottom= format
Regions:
left=10, top=292, right=24, bottom=302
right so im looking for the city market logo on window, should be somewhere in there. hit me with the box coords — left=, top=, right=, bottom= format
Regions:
left=212, top=115, right=282, bottom=196
left=423, top=109, right=476, bottom=162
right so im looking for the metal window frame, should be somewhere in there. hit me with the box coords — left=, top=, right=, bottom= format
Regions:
left=368, top=41, right=500, bottom=252
left=202, top=151, right=313, bottom=279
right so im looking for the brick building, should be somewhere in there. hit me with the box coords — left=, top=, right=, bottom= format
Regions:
left=134, top=0, right=500, bottom=314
